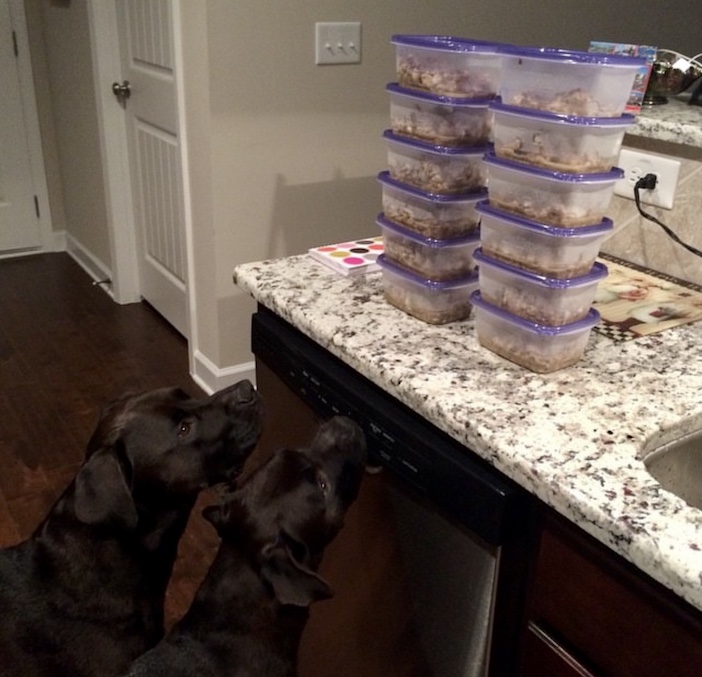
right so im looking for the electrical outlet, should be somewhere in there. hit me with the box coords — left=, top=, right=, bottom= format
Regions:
left=613, top=149, right=681, bottom=210
left=315, top=22, right=362, bottom=65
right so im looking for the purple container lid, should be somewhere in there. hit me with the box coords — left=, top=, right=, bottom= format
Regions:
left=474, top=248, right=608, bottom=288
left=497, top=45, right=647, bottom=68
left=483, top=152, right=624, bottom=183
left=489, top=99, right=636, bottom=127
left=387, top=82, right=494, bottom=107
left=378, top=254, right=478, bottom=289
left=377, top=213, right=480, bottom=247
left=475, top=200, right=613, bottom=237
left=471, top=290, right=601, bottom=334
left=378, top=171, right=488, bottom=203
left=391, top=35, right=505, bottom=54
left=384, top=129, right=492, bottom=156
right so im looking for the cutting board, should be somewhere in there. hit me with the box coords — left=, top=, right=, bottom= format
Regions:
left=593, top=254, right=702, bottom=342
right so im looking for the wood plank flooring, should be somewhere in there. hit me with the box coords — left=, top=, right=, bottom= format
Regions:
left=0, top=252, right=218, bottom=628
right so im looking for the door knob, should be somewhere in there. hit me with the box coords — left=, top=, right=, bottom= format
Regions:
left=112, top=80, right=131, bottom=102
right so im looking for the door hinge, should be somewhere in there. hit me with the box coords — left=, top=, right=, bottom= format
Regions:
left=34, top=196, right=40, bottom=218
left=12, top=30, right=18, bottom=57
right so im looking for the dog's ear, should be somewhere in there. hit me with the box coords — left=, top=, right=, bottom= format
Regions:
left=74, top=444, right=138, bottom=530
left=260, top=540, right=333, bottom=607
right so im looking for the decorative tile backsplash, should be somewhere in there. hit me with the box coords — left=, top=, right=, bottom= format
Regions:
left=601, top=139, right=702, bottom=287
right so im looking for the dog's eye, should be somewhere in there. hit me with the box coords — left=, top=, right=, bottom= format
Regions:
left=317, top=474, right=330, bottom=497
left=177, top=420, right=192, bottom=438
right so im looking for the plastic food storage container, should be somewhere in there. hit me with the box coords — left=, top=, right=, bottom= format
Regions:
left=471, top=290, right=601, bottom=373
left=490, top=100, right=635, bottom=173
left=377, top=254, right=479, bottom=324
left=497, top=45, right=647, bottom=117
left=384, top=130, right=489, bottom=194
left=476, top=200, right=613, bottom=278
left=387, top=83, right=493, bottom=147
left=377, top=213, right=480, bottom=280
left=378, top=171, right=485, bottom=239
left=474, top=248, right=607, bottom=325
left=483, top=152, right=623, bottom=227
left=391, top=34, right=503, bottom=98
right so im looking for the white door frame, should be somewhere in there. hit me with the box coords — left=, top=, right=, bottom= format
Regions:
left=4, top=0, right=53, bottom=255
left=86, top=0, right=197, bottom=349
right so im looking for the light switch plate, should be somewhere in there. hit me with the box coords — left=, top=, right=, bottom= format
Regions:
left=315, top=22, right=361, bottom=65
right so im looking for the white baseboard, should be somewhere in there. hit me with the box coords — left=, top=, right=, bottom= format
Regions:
left=191, top=349, right=256, bottom=395
left=64, top=232, right=114, bottom=299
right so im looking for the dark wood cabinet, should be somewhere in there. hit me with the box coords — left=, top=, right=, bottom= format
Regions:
left=518, top=512, right=702, bottom=677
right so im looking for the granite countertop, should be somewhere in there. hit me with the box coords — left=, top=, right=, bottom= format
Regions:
left=235, top=254, right=702, bottom=613
left=630, top=97, right=702, bottom=148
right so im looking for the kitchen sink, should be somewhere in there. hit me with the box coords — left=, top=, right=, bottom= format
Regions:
left=644, top=429, right=702, bottom=510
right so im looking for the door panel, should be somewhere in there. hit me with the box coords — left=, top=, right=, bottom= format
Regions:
left=0, top=0, right=40, bottom=252
left=117, top=0, right=187, bottom=336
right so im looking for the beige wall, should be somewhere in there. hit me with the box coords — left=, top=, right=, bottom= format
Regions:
left=28, top=0, right=110, bottom=265
left=197, top=0, right=702, bottom=369
left=26, top=0, right=702, bottom=379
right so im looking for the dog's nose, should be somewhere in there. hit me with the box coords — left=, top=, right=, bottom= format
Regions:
left=215, top=379, right=259, bottom=407
left=232, top=379, right=255, bottom=403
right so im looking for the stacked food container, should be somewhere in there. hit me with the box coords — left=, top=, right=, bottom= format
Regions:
left=470, top=45, right=645, bottom=372
left=375, top=35, right=501, bottom=324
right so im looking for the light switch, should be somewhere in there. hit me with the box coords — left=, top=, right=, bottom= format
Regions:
left=315, top=22, right=362, bottom=65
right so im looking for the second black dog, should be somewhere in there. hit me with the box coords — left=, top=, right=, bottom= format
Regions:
left=122, top=415, right=367, bottom=677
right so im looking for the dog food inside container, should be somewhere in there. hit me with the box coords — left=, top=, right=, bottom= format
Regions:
left=391, top=34, right=503, bottom=98
left=476, top=200, right=613, bottom=278
left=377, top=254, right=478, bottom=324
left=387, top=83, right=493, bottom=147
left=490, top=100, right=635, bottom=173
left=377, top=213, right=480, bottom=281
left=497, top=45, right=647, bottom=117
left=483, top=152, right=623, bottom=227
left=378, top=171, right=485, bottom=239
left=471, top=290, right=601, bottom=373
left=474, top=248, right=607, bottom=326
left=384, top=130, right=489, bottom=194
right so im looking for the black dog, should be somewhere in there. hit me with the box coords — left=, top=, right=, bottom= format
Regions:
left=121, top=416, right=367, bottom=677
left=0, top=381, right=264, bottom=677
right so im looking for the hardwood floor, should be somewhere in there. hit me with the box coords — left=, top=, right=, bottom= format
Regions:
left=0, top=252, right=219, bottom=628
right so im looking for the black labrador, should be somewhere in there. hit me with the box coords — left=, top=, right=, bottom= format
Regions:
left=122, top=416, right=367, bottom=677
left=0, top=380, right=264, bottom=677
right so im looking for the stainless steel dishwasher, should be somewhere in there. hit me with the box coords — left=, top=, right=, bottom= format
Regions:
left=251, top=306, right=533, bottom=677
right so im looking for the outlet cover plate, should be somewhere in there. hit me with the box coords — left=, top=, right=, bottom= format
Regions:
left=614, top=148, right=681, bottom=210
left=315, top=22, right=361, bottom=65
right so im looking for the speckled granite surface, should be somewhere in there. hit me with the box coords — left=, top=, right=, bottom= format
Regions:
left=235, top=254, right=702, bottom=613
left=631, top=98, right=702, bottom=148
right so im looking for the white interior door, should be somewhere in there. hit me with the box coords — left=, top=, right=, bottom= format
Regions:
left=0, top=0, right=41, bottom=253
left=116, top=0, right=188, bottom=336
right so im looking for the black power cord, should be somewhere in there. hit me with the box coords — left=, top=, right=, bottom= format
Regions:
left=633, top=174, right=702, bottom=258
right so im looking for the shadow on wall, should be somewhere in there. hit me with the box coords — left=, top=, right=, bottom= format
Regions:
left=268, top=171, right=381, bottom=258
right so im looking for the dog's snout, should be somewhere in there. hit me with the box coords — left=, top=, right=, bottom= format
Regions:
left=232, top=379, right=255, bottom=403
left=216, top=379, right=260, bottom=409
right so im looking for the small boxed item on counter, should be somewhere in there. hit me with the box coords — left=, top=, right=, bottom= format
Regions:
left=497, top=45, right=646, bottom=117
left=387, top=83, right=493, bottom=146
left=490, top=100, right=635, bottom=173
left=483, top=152, right=623, bottom=227
left=474, top=248, right=607, bottom=326
left=377, top=254, right=478, bottom=324
left=471, top=290, right=601, bottom=373
left=391, top=34, right=503, bottom=98
left=476, top=200, right=613, bottom=278
left=377, top=171, right=485, bottom=239
left=377, top=213, right=479, bottom=281
left=308, top=236, right=384, bottom=276
left=384, top=129, right=489, bottom=194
